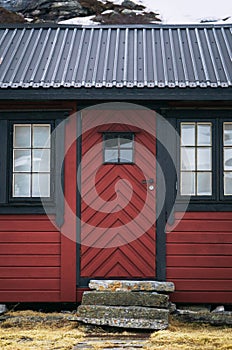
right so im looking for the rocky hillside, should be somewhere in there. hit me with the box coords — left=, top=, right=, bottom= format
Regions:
left=0, top=0, right=161, bottom=24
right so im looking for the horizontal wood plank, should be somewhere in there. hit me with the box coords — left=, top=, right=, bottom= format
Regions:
left=170, top=291, right=232, bottom=304
left=0, top=232, right=60, bottom=243
left=0, top=291, right=60, bottom=302
left=171, top=280, right=232, bottom=291
left=167, top=255, right=232, bottom=267
left=0, top=267, right=60, bottom=278
left=174, top=212, right=232, bottom=220
left=0, top=220, right=58, bottom=232
left=168, top=220, right=232, bottom=232
left=0, top=244, right=60, bottom=255
left=166, top=267, right=232, bottom=279
left=166, top=232, right=232, bottom=243
left=0, top=255, right=60, bottom=266
left=0, top=279, right=60, bottom=290
left=166, top=243, right=232, bottom=255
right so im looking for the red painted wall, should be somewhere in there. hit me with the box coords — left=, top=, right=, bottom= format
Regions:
left=167, top=212, right=232, bottom=304
left=0, top=101, right=77, bottom=303
left=0, top=215, right=61, bottom=302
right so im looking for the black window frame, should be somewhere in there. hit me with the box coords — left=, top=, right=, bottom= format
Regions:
left=9, top=120, right=55, bottom=203
left=176, top=114, right=232, bottom=209
left=103, top=132, right=135, bottom=164
left=0, top=110, right=68, bottom=216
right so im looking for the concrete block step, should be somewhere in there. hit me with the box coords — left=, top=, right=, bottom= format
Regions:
left=82, top=291, right=169, bottom=308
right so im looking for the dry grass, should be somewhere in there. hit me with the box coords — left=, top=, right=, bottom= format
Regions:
left=0, top=312, right=231, bottom=350
left=0, top=311, right=84, bottom=350
left=146, top=318, right=232, bottom=350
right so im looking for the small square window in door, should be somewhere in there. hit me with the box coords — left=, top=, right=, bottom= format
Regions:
left=103, top=133, right=134, bottom=164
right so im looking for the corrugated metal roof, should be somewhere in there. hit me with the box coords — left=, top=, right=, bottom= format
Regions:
left=0, top=24, right=231, bottom=89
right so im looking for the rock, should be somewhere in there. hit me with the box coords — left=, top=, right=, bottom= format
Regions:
left=174, top=309, right=232, bottom=326
left=121, top=9, right=133, bottom=15
left=168, top=302, right=177, bottom=314
left=77, top=305, right=169, bottom=330
left=121, top=0, right=137, bottom=9
left=89, top=280, right=175, bottom=293
left=0, top=6, right=25, bottom=23
left=178, top=305, right=211, bottom=313
left=212, top=305, right=225, bottom=313
left=82, top=291, right=169, bottom=308
left=0, top=304, right=7, bottom=314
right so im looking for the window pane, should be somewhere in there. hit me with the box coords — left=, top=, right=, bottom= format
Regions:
left=197, top=172, right=212, bottom=195
left=181, top=172, right=195, bottom=195
left=14, top=150, right=31, bottom=172
left=32, top=174, right=50, bottom=197
left=104, top=149, right=118, bottom=163
left=33, top=125, right=50, bottom=148
left=120, top=149, right=133, bottom=163
left=32, top=149, right=50, bottom=172
left=13, top=174, right=30, bottom=197
left=224, top=148, right=232, bottom=170
left=104, top=135, right=118, bottom=148
left=197, top=124, right=211, bottom=146
left=224, top=172, right=232, bottom=195
left=224, top=123, right=232, bottom=146
left=181, top=124, right=195, bottom=146
left=120, top=136, right=133, bottom=148
left=181, top=148, right=195, bottom=170
left=14, top=125, right=31, bottom=148
left=197, top=148, right=211, bottom=170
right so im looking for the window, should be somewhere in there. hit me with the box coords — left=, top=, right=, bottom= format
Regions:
left=223, top=123, right=232, bottom=195
left=12, top=124, right=51, bottom=198
left=180, top=123, right=212, bottom=196
left=103, top=133, right=134, bottom=164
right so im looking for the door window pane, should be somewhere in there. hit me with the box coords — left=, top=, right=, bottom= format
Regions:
left=104, top=133, right=134, bottom=164
left=120, top=149, right=133, bottom=163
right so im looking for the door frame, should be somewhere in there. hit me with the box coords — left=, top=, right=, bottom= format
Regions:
left=76, top=106, right=169, bottom=287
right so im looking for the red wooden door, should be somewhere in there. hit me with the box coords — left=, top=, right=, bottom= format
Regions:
left=80, top=107, right=156, bottom=279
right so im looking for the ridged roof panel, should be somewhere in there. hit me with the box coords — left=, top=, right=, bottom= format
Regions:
left=0, top=24, right=231, bottom=89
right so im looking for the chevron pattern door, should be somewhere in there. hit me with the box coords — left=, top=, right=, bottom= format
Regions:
left=80, top=107, right=156, bottom=278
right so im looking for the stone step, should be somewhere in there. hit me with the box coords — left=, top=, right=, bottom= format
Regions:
left=77, top=305, right=169, bottom=330
left=82, top=291, right=169, bottom=308
left=89, top=280, right=175, bottom=293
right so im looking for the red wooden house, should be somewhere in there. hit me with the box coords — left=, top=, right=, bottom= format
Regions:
left=0, top=23, right=231, bottom=304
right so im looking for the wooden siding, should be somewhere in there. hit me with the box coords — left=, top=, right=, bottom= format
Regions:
left=0, top=215, right=61, bottom=302
left=0, top=102, right=77, bottom=302
left=167, top=212, right=232, bottom=304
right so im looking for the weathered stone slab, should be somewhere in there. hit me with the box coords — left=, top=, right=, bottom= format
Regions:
left=82, top=291, right=169, bottom=308
left=77, top=305, right=169, bottom=330
left=89, top=280, right=175, bottom=293
left=174, top=310, right=232, bottom=326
